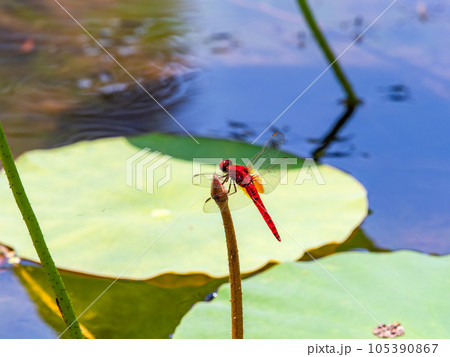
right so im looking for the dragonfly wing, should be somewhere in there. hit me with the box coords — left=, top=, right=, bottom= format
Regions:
left=249, top=132, right=285, bottom=167
left=202, top=185, right=251, bottom=213
left=250, top=162, right=287, bottom=194
left=246, top=133, right=287, bottom=195
left=203, top=197, right=219, bottom=213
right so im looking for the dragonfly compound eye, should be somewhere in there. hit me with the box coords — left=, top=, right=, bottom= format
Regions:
left=219, top=159, right=232, bottom=172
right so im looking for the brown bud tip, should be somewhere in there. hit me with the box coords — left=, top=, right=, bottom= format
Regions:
left=210, top=174, right=228, bottom=202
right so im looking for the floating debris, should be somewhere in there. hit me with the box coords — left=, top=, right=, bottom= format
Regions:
left=134, top=26, right=147, bottom=37
left=297, top=31, right=307, bottom=48
left=354, top=16, right=364, bottom=27
left=204, top=291, right=218, bottom=302
left=373, top=322, right=405, bottom=338
left=20, top=38, right=35, bottom=53
left=98, top=38, right=113, bottom=47
left=416, top=2, right=428, bottom=22
left=0, top=245, right=21, bottom=267
left=77, top=78, right=93, bottom=89
left=98, top=83, right=128, bottom=95
left=83, top=46, right=101, bottom=56
left=206, top=32, right=239, bottom=54
left=98, top=71, right=113, bottom=83
left=108, top=17, right=121, bottom=27
left=99, top=27, right=113, bottom=38
left=386, top=84, right=411, bottom=102
left=122, top=35, right=138, bottom=45
left=117, top=46, right=137, bottom=57
left=340, top=15, right=365, bottom=43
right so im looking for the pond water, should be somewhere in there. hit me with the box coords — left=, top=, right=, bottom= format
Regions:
left=1, top=0, right=449, bottom=338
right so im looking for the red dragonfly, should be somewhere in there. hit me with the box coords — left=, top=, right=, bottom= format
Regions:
left=194, top=132, right=285, bottom=242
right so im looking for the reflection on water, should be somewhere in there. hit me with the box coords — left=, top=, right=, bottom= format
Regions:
left=0, top=265, right=56, bottom=338
left=310, top=102, right=359, bottom=160
left=0, top=0, right=197, bottom=156
left=55, top=73, right=194, bottom=146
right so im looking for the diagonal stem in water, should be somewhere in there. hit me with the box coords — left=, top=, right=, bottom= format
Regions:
left=0, top=123, right=84, bottom=339
left=297, top=0, right=360, bottom=107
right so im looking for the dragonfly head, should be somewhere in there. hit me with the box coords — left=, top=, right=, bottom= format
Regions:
left=219, top=159, right=232, bottom=172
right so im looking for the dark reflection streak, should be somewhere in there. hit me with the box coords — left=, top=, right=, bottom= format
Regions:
left=54, top=73, right=194, bottom=146
left=311, top=103, right=358, bottom=161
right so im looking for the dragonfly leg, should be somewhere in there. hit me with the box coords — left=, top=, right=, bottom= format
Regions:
left=227, top=182, right=238, bottom=196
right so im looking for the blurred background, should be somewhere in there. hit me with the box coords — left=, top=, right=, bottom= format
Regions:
left=1, top=0, right=449, bottom=337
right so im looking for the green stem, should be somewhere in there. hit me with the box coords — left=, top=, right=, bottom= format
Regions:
left=0, top=124, right=84, bottom=339
left=297, top=0, right=360, bottom=106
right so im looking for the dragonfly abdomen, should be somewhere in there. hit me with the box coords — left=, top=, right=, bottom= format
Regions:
left=245, top=184, right=281, bottom=242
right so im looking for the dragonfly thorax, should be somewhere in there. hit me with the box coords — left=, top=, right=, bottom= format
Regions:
left=228, top=165, right=252, bottom=186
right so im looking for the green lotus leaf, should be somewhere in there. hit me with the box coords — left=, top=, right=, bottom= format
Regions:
left=0, top=133, right=367, bottom=279
left=174, top=251, right=450, bottom=338
left=14, top=264, right=226, bottom=338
